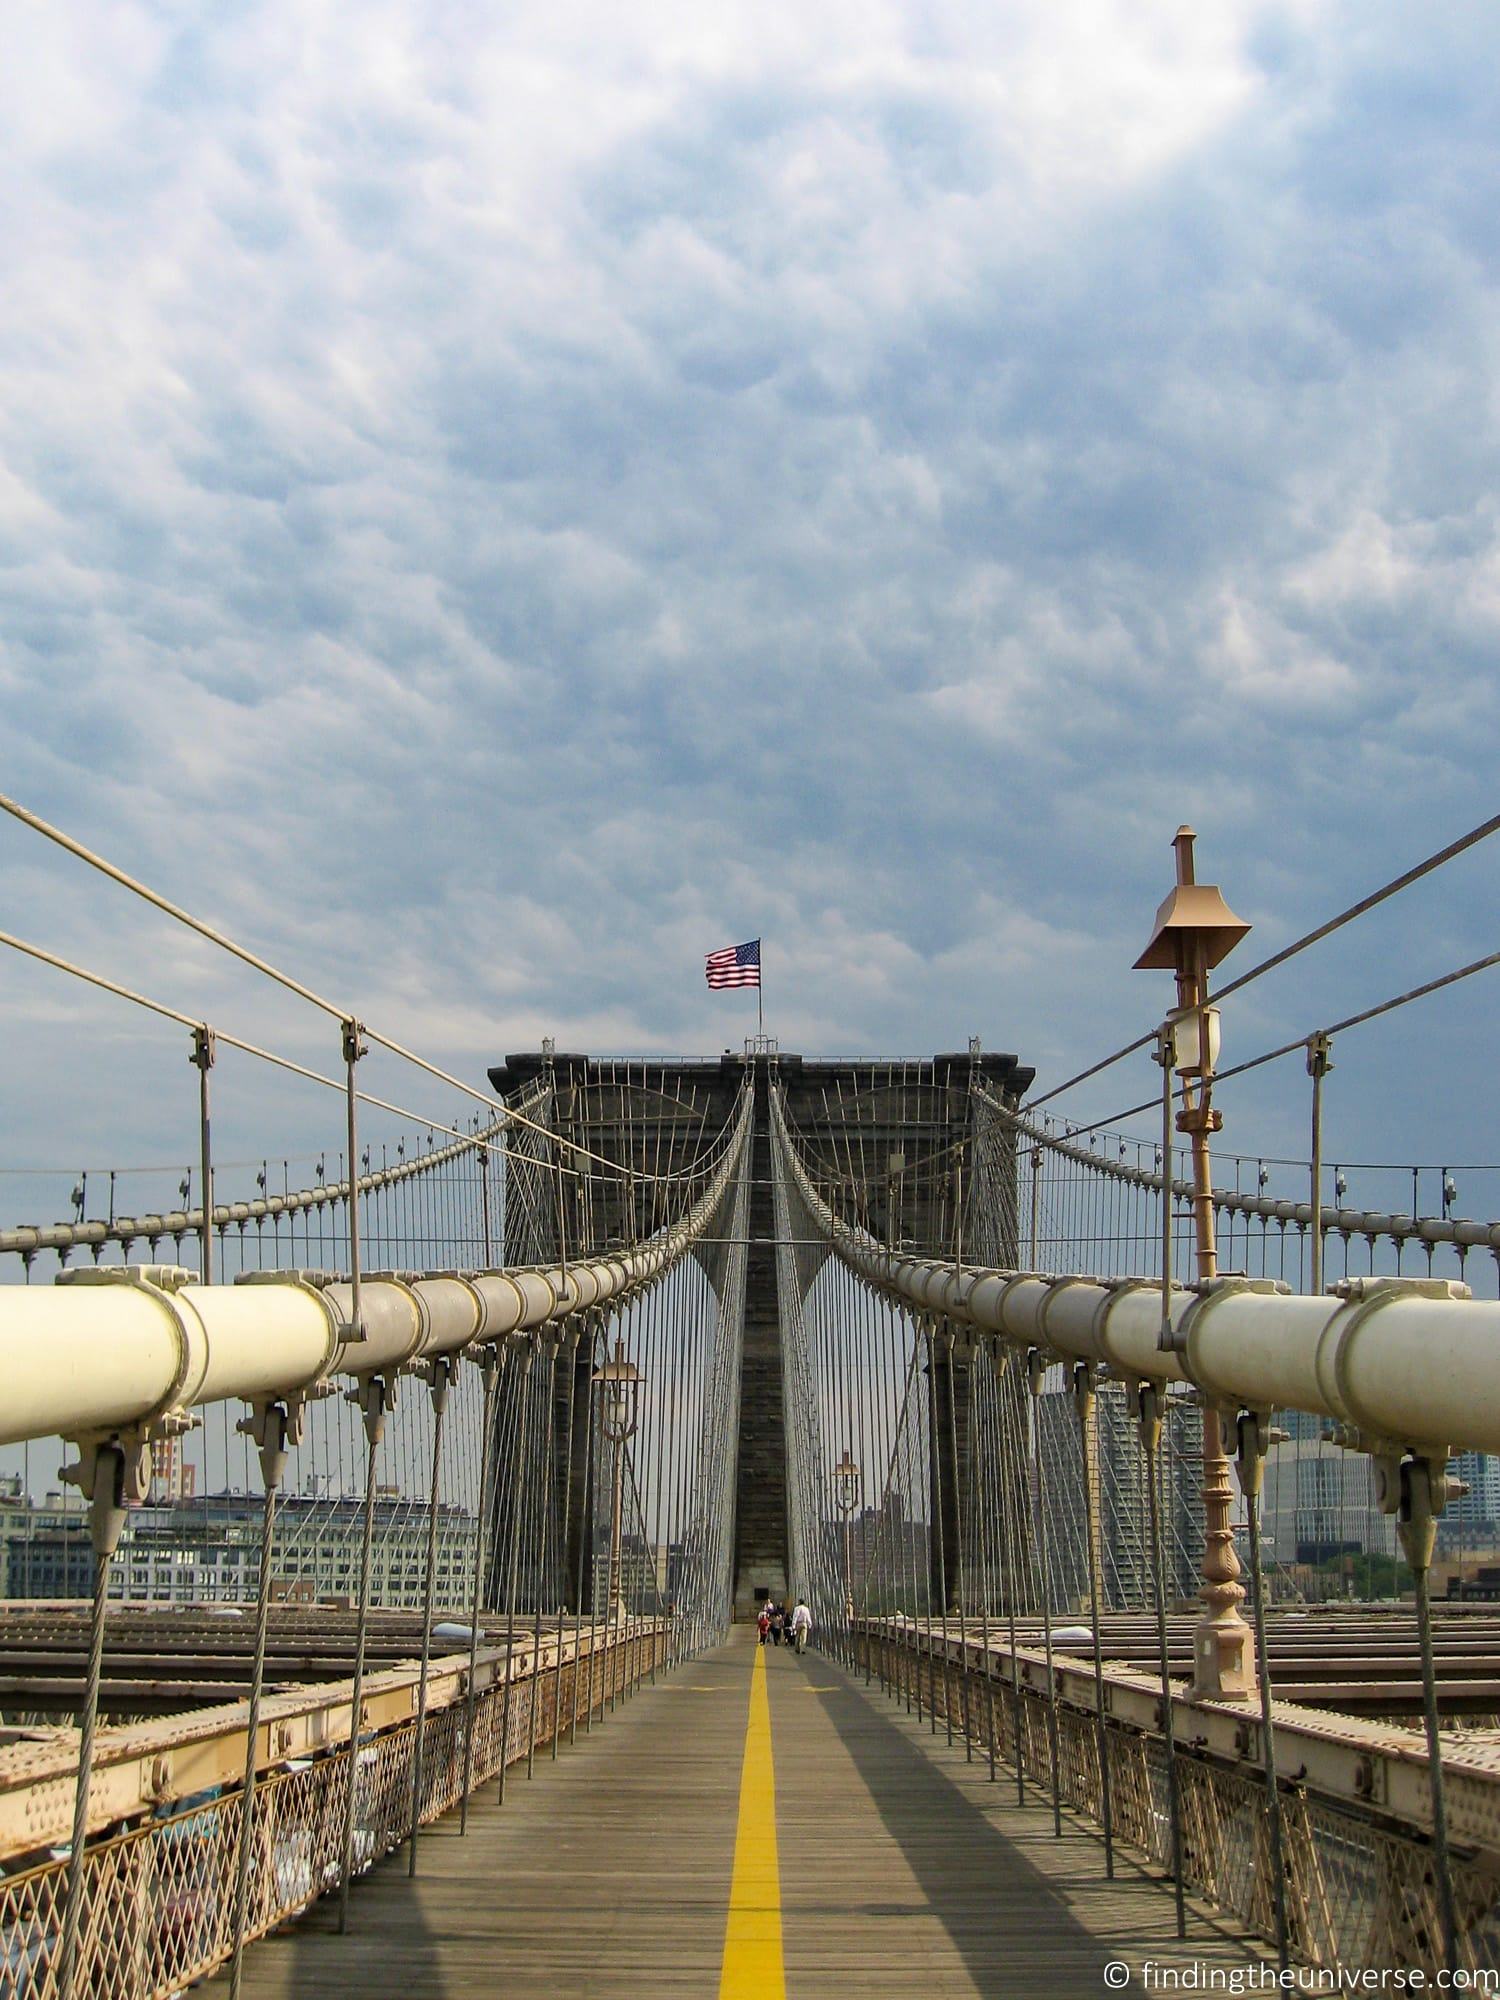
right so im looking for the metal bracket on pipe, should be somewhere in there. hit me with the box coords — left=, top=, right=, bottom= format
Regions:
left=1165, top=1273, right=1287, bottom=1357
left=1394, top=1449, right=1466, bottom=1569
left=235, top=1267, right=364, bottom=1359
left=1330, top=1275, right=1472, bottom=1304
left=409, top=1350, right=457, bottom=1414
left=1231, top=1410, right=1287, bottom=1501
left=243, top=1384, right=313, bottom=1456
left=56, top=1266, right=210, bottom=1438
left=57, top=1263, right=198, bottom=1295
left=238, top=1394, right=307, bottom=1490
left=463, top=1339, right=505, bottom=1397
left=347, top=1371, right=394, bottom=1441
left=236, top=1268, right=342, bottom=1288
left=61, top=1419, right=172, bottom=1556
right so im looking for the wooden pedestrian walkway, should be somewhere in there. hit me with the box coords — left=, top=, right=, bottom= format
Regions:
left=215, top=1628, right=1264, bottom=1998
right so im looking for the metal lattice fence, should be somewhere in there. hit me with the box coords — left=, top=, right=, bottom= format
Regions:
left=0, top=1623, right=665, bottom=2000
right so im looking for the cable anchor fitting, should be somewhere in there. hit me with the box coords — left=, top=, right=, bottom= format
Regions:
left=1305, top=1031, right=1334, bottom=1080
left=237, top=1394, right=309, bottom=1491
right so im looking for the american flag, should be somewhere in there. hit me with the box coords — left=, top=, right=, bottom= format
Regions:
left=705, top=939, right=761, bottom=989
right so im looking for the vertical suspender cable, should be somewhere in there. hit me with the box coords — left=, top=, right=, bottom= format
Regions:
left=944, top=1322, right=973, bottom=1760
left=1073, top=1362, right=1115, bottom=1877
left=193, top=1026, right=216, bottom=1284
left=579, top=1318, right=602, bottom=1735
left=1026, top=1349, right=1064, bottom=1837
left=527, top=1334, right=559, bottom=1775
left=569, top=1317, right=598, bottom=1745
left=551, top=1324, right=580, bottom=1758
left=928, top=1320, right=954, bottom=1747
left=971, top=1348, right=999, bottom=1783
left=459, top=1344, right=502, bottom=1831
left=407, top=1356, right=452, bottom=1875
left=228, top=1403, right=290, bottom=2000
left=498, top=1337, right=535, bottom=1798
left=337, top=1372, right=387, bottom=1935
left=1235, top=1413, right=1291, bottom=1969
left=57, top=1445, right=126, bottom=2000
left=993, top=1355, right=1028, bottom=1805
left=1308, top=1035, right=1332, bottom=1298
left=1139, top=1382, right=1187, bottom=1940
left=1403, top=1459, right=1461, bottom=1975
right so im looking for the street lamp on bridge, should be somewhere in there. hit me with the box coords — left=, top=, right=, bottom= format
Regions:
left=1136, top=824, right=1255, bottom=1700
left=833, top=1450, right=861, bottom=1623
left=594, top=1337, right=642, bottom=1620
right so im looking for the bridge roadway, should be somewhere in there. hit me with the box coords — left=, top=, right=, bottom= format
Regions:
left=212, top=1628, right=1263, bottom=1999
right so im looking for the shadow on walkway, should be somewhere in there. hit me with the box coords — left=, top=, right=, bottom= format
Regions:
left=783, top=1655, right=1247, bottom=1998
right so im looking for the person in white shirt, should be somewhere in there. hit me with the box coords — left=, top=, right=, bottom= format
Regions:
left=790, top=1600, right=812, bottom=1654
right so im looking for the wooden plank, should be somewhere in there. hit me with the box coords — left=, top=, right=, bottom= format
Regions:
left=214, top=1630, right=1267, bottom=1999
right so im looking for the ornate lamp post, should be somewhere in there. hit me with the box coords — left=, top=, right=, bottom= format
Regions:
left=1135, top=825, right=1256, bottom=1698
left=833, top=1450, right=861, bottom=1621
left=594, top=1337, right=641, bottom=1620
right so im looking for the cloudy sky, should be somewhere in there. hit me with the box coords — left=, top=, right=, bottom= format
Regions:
left=3, top=0, right=1499, bottom=1219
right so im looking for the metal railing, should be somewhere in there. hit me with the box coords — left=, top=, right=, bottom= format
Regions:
left=856, top=1620, right=1500, bottom=1974
left=0, top=1620, right=667, bottom=2000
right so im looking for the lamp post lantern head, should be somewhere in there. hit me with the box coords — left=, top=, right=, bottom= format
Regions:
left=594, top=1335, right=642, bottom=1442
left=1133, top=826, right=1251, bottom=977
left=1133, top=831, right=1259, bottom=1699
left=833, top=1451, right=861, bottom=1515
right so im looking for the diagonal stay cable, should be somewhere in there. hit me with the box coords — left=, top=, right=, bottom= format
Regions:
left=1069, top=943, right=1500, bottom=1137
left=0, top=927, right=505, bottom=1160
left=0, top=793, right=708, bottom=1184
left=1026, top=809, right=1500, bottom=1109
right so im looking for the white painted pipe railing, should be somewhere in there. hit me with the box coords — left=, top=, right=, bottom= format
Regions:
left=0, top=1091, right=751, bottom=1449
left=774, top=1086, right=1500, bottom=1458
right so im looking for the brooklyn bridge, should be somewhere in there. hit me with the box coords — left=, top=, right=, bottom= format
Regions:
left=2, top=802, right=1499, bottom=1998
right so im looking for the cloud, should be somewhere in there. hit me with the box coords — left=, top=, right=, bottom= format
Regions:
left=2, top=0, right=1499, bottom=1216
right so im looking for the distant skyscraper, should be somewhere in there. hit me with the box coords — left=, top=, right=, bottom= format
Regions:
left=1439, top=1452, right=1500, bottom=1549
left=1037, top=1385, right=1203, bottom=1613
left=150, top=1437, right=197, bottom=1503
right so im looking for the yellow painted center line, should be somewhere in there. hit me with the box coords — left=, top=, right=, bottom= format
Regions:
left=718, top=1646, right=785, bottom=2000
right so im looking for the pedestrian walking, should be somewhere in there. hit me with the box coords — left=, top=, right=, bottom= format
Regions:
left=769, top=1605, right=784, bottom=1646
left=757, top=1606, right=771, bottom=1646
left=790, top=1600, right=812, bottom=1655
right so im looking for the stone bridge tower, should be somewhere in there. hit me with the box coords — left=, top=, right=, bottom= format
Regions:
left=487, top=1047, right=1033, bottom=1615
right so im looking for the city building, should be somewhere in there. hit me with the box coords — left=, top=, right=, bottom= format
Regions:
left=0, top=1487, right=479, bottom=1612
left=1439, top=1452, right=1500, bottom=1551
left=842, top=1491, right=930, bottom=1613
left=1260, top=1437, right=1398, bottom=1567
left=1038, top=1384, right=1205, bottom=1613
left=588, top=1535, right=677, bottom=1611
left=0, top=1484, right=93, bottom=1599
left=150, top=1436, right=197, bottom=1503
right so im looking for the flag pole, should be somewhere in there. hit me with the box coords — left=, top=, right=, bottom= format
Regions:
left=758, top=943, right=764, bottom=1037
